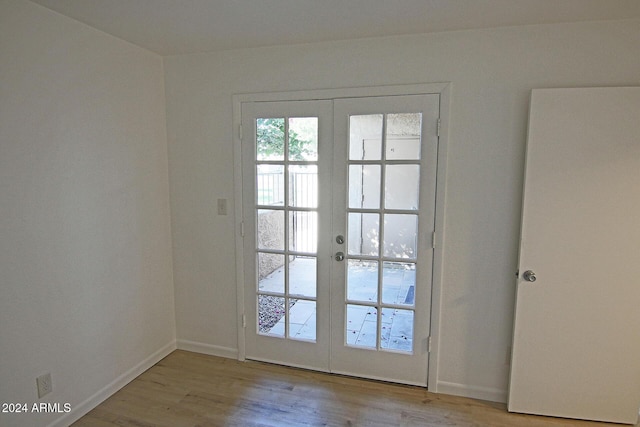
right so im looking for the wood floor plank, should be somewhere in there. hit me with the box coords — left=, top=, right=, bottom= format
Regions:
left=72, top=350, right=638, bottom=427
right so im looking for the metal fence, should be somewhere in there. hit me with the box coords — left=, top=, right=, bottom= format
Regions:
left=257, top=169, right=318, bottom=253
left=257, top=170, right=285, bottom=206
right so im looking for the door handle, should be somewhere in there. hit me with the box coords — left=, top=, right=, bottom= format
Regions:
left=336, top=235, right=345, bottom=245
left=523, top=270, right=537, bottom=282
left=335, top=252, right=345, bottom=261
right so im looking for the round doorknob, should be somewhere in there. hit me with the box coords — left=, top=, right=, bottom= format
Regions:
left=523, top=270, right=536, bottom=282
left=335, top=252, right=345, bottom=261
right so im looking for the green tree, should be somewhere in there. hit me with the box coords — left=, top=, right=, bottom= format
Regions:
left=257, top=118, right=315, bottom=161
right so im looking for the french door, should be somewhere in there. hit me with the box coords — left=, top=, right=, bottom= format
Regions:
left=241, top=94, right=440, bottom=386
left=330, top=95, right=439, bottom=385
left=241, top=100, right=333, bottom=370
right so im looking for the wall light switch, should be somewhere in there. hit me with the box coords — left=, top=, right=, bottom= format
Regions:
left=217, top=198, right=228, bottom=216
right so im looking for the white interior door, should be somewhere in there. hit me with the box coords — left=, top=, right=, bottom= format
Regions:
left=330, top=95, right=439, bottom=385
left=241, top=93, right=440, bottom=386
left=509, top=87, right=640, bottom=424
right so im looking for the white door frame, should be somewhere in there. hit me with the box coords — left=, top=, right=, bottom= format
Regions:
left=232, top=83, right=451, bottom=391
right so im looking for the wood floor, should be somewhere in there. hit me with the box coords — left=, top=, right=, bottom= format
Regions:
left=73, top=350, right=635, bottom=427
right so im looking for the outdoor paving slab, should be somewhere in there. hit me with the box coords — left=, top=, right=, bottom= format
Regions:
left=259, top=257, right=416, bottom=352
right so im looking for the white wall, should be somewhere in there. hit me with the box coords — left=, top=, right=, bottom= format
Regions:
left=164, top=19, right=640, bottom=401
left=0, top=1, right=175, bottom=426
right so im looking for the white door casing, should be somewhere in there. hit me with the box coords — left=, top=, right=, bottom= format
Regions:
left=233, top=83, right=450, bottom=389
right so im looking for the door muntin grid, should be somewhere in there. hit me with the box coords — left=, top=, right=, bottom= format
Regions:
left=255, top=116, right=319, bottom=341
left=345, top=112, right=422, bottom=353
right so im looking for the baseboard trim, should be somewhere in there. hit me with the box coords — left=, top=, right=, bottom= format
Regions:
left=435, top=381, right=507, bottom=403
left=48, top=340, right=176, bottom=427
left=176, top=339, right=238, bottom=359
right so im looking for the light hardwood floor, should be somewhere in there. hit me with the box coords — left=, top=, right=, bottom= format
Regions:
left=73, top=350, right=637, bottom=427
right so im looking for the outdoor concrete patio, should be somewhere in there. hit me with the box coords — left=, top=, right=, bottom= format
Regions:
left=258, top=257, right=416, bottom=351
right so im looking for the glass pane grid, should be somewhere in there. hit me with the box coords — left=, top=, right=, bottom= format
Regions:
left=345, top=112, right=422, bottom=354
left=255, top=116, right=319, bottom=342
left=345, top=304, right=415, bottom=354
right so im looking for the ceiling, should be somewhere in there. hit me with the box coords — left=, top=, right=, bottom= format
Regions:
left=30, top=0, right=640, bottom=56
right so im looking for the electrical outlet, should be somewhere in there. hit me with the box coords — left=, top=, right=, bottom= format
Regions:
left=217, top=198, right=228, bottom=216
left=36, top=373, right=52, bottom=398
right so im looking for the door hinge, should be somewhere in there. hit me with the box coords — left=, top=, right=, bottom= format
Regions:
left=431, top=232, right=436, bottom=249
left=242, top=314, right=246, bottom=328
left=436, top=118, right=441, bottom=137
left=238, top=124, right=243, bottom=140
left=240, top=221, right=245, bottom=237
left=428, top=336, right=432, bottom=353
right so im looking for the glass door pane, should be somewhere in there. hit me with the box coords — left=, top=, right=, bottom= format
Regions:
left=255, top=116, right=319, bottom=341
left=344, top=111, right=423, bottom=353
